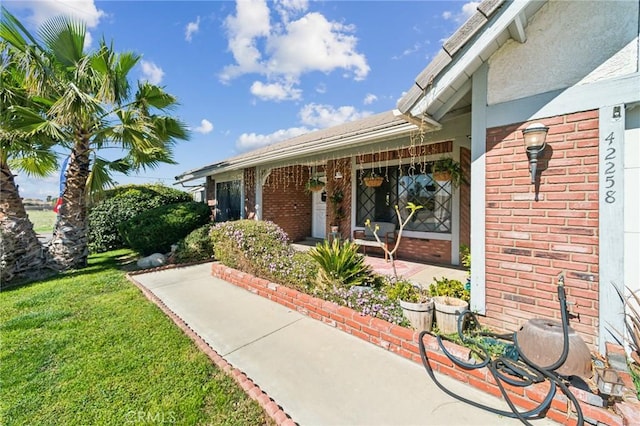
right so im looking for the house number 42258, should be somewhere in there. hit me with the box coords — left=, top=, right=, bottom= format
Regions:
left=604, top=131, right=616, bottom=204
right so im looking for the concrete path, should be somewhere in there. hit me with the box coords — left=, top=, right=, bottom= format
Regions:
left=132, top=263, right=558, bottom=426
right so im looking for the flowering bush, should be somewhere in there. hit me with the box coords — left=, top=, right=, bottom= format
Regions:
left=210, top=220, right=316, bottom=292
left=323, top=284, right=408, bottom=326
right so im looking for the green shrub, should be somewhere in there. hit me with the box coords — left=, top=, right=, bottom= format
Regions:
left=88, top=184, right=193, bottom=252
left=118, top=202, right=211, bottom=255
left=210, top=220, right=316, bottom=292
left=385, top=277, right=430, bottom=303
left=173, top=224, right=214, bottom=263
left=428, top=277, right=470, bottom=302
left=307, top=239, right=374, bottom=291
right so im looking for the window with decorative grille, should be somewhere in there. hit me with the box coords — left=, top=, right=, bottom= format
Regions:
left=355, top=164, right=452, bottom=233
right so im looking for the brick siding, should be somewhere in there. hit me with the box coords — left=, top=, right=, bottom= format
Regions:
left=484, top=110, right=599, bottom=348
left=262, top=166, right=312, bottom=242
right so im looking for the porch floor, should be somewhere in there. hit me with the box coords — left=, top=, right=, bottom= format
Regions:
left=291, top=239, right=468, bottom=288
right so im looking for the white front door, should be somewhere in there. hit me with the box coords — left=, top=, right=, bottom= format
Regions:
left=312, top=189, right=327, bottom=239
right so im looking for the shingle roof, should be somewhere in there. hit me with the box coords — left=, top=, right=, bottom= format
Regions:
left=396, top=0, right=507, bottom=116
left=175, top=110, right=421, bottom=182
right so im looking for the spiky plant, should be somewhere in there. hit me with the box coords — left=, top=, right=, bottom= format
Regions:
left=308, top=239, right=373, bottom=291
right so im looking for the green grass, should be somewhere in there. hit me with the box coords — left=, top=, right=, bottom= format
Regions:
left=0, top=250, right=271, bottom=425
left=25, top=209, right=56, bottom=234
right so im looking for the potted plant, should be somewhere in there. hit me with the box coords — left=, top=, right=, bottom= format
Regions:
left=429, top=277, right=470, bottom=334
left=432, top=157, right=468, bottom=188
left=387, top=278, right=434, bottom=331
left=363, top=171, right=384, bottom=188
left=306, top=177, right=325, bottom=192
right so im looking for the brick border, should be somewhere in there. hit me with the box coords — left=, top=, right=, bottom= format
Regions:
left=210, top=263, right=634, bottom=426
left=126, top=272, right=297, bottom=426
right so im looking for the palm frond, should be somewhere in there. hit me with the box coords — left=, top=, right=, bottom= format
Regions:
left=8, top=148, right=58, bottom=177
left=38, top=15, right=86, bottom=66
left=135, top=83, right=178, bottom=111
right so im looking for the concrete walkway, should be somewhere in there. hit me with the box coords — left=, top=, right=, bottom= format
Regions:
left=131, top=263, right=558, bottom=426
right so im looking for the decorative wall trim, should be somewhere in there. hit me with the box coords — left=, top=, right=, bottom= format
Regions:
left=487, top=73, right=640, bottom=129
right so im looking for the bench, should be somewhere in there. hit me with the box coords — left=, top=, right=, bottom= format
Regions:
left=352, top=222, right=397, bottom=261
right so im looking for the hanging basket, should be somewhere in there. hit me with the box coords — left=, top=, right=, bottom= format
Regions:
left=433, top=170, right=451, bottom=182
left=363, top=176, right=384, bottom=187
left=307, top=183, right=324, bottom=192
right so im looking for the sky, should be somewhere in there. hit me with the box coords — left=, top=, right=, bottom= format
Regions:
left=6, top=0, right=478, bottom=200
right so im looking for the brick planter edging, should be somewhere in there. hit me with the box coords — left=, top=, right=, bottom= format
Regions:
left=211, top=263, right=628, bottom=426
left=126, top=273, right=297, bottom=426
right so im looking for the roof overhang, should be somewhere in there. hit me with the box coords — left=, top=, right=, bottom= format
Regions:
left=175, top=110, right=440, bottom=184
left=397, top=0, right=546, bottom=122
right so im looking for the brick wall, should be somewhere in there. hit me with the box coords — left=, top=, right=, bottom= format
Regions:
left=262, top=166, right=312, bottom=242
left=395, top=237, right=452, bottom=264
left=326, top=158, right=352, bottom=239
left=484, top=110, right=599, bottom=347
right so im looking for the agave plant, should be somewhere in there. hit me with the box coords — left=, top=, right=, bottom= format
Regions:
left=308, top=239, right=373, bottom=291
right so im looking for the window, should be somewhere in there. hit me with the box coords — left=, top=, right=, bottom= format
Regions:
left=356, top=164, right=452, bottom=233
left=215, top=180, right=241, bottom=222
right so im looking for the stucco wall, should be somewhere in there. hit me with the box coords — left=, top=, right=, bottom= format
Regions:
left=487, top=0, right=639, bottom=105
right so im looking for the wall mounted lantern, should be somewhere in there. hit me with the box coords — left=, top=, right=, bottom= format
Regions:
left=522, top=123, right=549, bottom=184
left=334, top=171, right=343, bottom=180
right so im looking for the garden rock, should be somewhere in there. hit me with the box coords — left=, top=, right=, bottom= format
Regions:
left=137, top=253, right=166, bottom=269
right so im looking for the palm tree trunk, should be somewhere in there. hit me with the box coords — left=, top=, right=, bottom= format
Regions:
left=0, top=159, right=49, bottom=284
left=48, top=137, right=91, bottom=270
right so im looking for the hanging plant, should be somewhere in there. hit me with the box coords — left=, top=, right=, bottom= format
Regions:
left=363, top=171, right=384, bottom=188
left=433, top=157, right=468, bottom=188
left=306, top=177, right=325, bottom=192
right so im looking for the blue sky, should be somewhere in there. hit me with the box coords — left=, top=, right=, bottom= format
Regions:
left=7, top=0, right=477, bottom=199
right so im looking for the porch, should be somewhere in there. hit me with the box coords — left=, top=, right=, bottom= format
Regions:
left=291, top=239, right=468, bottom=288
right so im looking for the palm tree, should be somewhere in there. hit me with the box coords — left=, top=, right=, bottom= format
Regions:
left=0, top=39, right=58, bottom=284
left=1, top=8, right=189, bottom=270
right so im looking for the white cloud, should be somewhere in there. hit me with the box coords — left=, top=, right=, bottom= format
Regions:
left=220, top=0, right=369, bottom=97
left=236, top=127, right=310, bottom=152
left=250, top=80, right=301, bottom=101
left=442, top=1, right=479, bottom=23
left=315, top=83, right=327, bottom=94
left=11, top=0, right=105, bottom=28
left=185, top=16, right=200, bottom=42
left=194, top=119, right=213, bottom=134
left=363, top=94, right=377, bottom=105
left=274, top=0, right=308, bottom=23
left=140, top=60, right=164, bottom=85
left=298, top=103, right=372, bottom=128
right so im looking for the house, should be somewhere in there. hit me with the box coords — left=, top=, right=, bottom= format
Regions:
left=176, top=0, right=640, bottom=353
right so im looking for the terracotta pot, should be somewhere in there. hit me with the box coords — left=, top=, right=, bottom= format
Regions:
left=433, top=171, right=451, bottom=181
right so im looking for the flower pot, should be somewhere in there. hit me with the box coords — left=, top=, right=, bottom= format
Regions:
left=330, top=225, right=339, bottom=233
left=433, top=296, right=468, bottom=335
left=363, top=176, right=384, bottom=187
left=433, top=170, right=451, bottom=182
left=399, top=299, right=434, bottom=332
left=307, top=183, right=324, bottom=192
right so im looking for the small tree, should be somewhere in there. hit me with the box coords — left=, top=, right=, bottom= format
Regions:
left=364, top=202, right=423, bottom=279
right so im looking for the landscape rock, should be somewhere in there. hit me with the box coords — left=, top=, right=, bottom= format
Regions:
left=137, top=253, right=166, bottom=269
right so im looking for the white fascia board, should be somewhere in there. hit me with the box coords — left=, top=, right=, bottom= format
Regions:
left=410, top=0, right=537, bottom=119
left=200, top=122, right=423, bottom=178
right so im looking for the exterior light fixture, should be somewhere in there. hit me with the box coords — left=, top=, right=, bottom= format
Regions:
left=334, top=171, right=343, bottom=179
left=522, top=123, right=549, bottom=184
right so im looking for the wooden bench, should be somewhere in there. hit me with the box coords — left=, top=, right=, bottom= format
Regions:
left=352, top=222, right=397, bottom=261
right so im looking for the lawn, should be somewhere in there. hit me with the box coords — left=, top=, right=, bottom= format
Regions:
left=25, top=208, right=56, bottom=234
left=0, top=250, right=271, bottom=425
